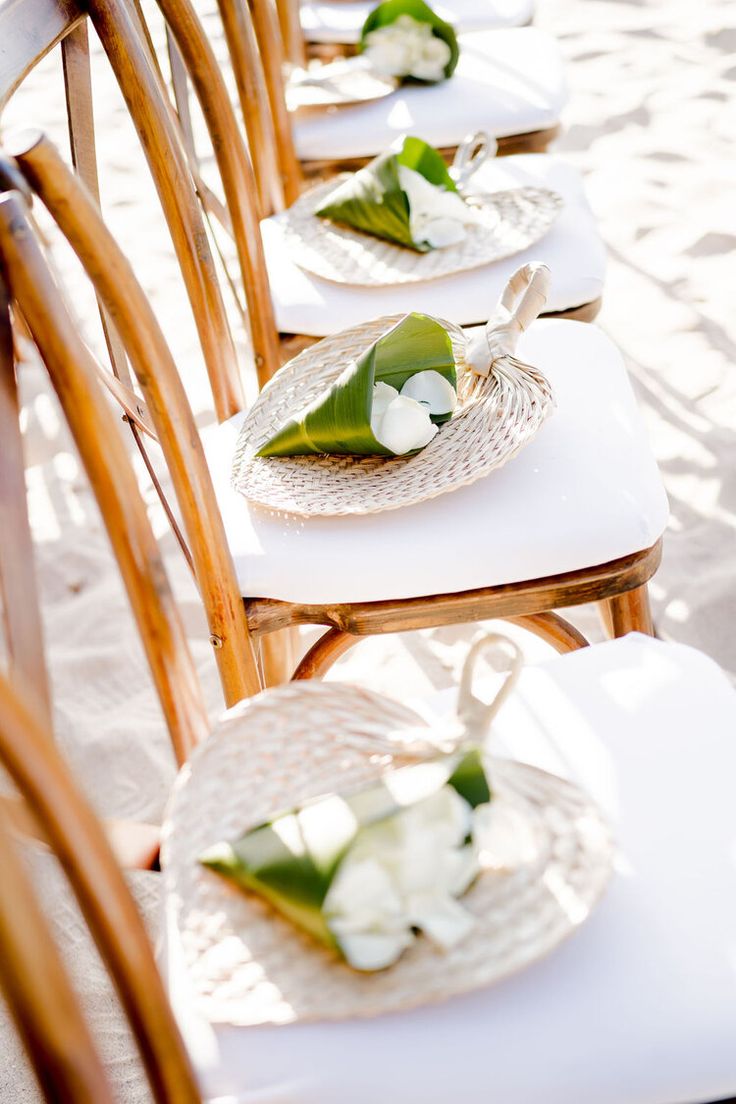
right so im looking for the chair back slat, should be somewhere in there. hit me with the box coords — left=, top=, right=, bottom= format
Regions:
left=0, top=0, right=82, bottom=111
left=84, top=0, right=246, bottom=421
left=61, top=20, right=144, bottom=407
left=0, top=671, right=202, bottom=1103
left=2, top=0, right=247, bottom=421
left=166, top=26, right=198, bottom=164
left=156, top=0, right=282, bottom=386
left=9, top=134, right=262, bottom=704
left=0, top=280, right=52, bottom=724
left=246, top=0, right=303, bottom=206
left=2, top=0, right=268, bottom=701
left=276, top=0, right=307, bottom=67
left=0, top=187, right=212, bottom=761
left=0, top=803, right=116, bottom=1104
left=213, top=0, right=284, bottom=216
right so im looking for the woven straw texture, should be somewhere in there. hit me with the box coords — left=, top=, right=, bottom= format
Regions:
left=162, top=681, right=613, bottom=1027
left=231, top=315, right=554, bottom=516
left=280, top=177, right=563, bottom=285
left=286, top=60, right=397, bottom=111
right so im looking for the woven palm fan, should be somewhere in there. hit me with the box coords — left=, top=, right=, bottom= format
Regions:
left=285, top=56, right=398, bottom=113
left=231, top=263, right=555, bottom=516
left=161, top=634, right=613, bottom=1026
left=279, top=134, right=563, bottom=285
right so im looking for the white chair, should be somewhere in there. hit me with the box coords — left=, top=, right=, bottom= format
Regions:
left=164, top=632, right=736, bottom=1104
left=301, top=0, right=535, bottom=46
left=262, top=154, right=606, bottom=335
left=292, top=28, right=567, bottom=162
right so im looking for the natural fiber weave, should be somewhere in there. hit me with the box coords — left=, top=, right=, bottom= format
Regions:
left=286, top=59, right=397, bottom=112
left=161, top=681, right=613, bottom=1027
left=280, top=177, right=562, bottom=285
left=231, top=314, right=554, bottom=516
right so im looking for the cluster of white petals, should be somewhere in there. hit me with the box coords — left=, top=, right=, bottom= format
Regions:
left=398, top=164, right=483, bottom=249
left=370, top=370, right=456, bottom=454
left=324, top=785, right=481, bottom=970
left=363, top=15, right=452, bottom=83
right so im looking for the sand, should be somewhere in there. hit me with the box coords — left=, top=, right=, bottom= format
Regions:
left=0, top=0, right=734, bottom=1096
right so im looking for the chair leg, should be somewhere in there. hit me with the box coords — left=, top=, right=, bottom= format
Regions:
left=598, top=600, right=615, bottom=639
left=260, top=627, right=299, bottom=687
left=604, top=585, right=654, bottom=638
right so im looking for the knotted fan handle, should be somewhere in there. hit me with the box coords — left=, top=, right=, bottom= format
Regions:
left=456, top=633, right=523, bottom=743
left=466, top=262, right=551, bottom=377
left=450, top=130, right=496, bottom=191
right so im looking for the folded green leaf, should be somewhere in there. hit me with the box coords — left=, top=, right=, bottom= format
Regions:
left=200, top=748, right=491, bottom=956
left=257, top=312, right=456, bottom=458
left=315, top=135, right=460, bottom=252
left=360, top=0, right=459, bottom=81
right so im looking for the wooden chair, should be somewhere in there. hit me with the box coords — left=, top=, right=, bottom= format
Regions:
left=236, top=0, right=566, bottom=176
left=0, top=0, right=662, bottom=687
left=0, top=136, right=664, bottom=694
left=0, top=182, right=234, bottom=857
left=0, top=0, right=291, bottom=692
left=293, top=0, right=535, bottom=56
left=3, top=634, right=736, bottom=1103
left=153, top=0, right=605, bottom=333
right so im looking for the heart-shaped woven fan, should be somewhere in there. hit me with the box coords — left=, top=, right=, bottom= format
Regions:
left=280, top=176, right=563, bottom=285
left=231, top=263, right=555, bottom=516
left=162, top=639, right=613, bottom=1027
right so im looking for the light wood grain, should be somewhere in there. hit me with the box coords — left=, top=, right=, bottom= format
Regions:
left=0, top=672, right=201, bottom=1102
left=0, top=189, right=211, bottom=762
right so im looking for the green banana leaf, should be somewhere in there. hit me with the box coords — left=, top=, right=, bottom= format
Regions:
left=257, top=312, right=456, bottom=458
left=360, top=0, right=459, bottom=80
left=315, top=135, right=458, bottom=251
left=200, top=748, right=491, bottom=952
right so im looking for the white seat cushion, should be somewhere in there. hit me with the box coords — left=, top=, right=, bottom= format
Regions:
left=203, top=320, right=668, bottom=604
left=293, top=28, right=567, bottom=161
left=262, top=155, right=606, bottom=334
left=163, top=634, right=736, bottom=1103
left=301, top=0, right=534, bottom=44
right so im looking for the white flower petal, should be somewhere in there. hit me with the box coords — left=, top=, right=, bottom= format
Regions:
left=397, top=165, right=481, bottom=250
left=338, top=929, right=414, bottom=971
left=370, top=381, right=400, bottom=438
left=408, top=36, right=452, bottom=82
left=400, top=370, right=457, bottom=416
left=406, top=893, right=476, bottom=949
left=325, top=856, right=404, bottom=928
left=445, top=844, right=480, bottom=896
left=372, top=394, right=438, bottom=454
left=474, top=799, right=539, bottom=870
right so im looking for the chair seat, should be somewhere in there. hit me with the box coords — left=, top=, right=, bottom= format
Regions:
left=292, top=28, right=567, bottom=161
left=262, top=155, right=606, bottom=335
left=203, top=319, right=668, bottom=605
left=301, top=0, right=534, bottom=44
left=163, top=634, right=736, bottom=1103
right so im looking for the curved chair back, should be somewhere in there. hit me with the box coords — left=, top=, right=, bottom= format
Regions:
left=0, top=186, right=213, bottom=758
left=0, top=0, right=271, bottom=703
left=0, top=0, right=284, bottom=390
left=0, top=670, right=202, bottom=1103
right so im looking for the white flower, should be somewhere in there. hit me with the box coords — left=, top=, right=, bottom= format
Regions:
left=400, top=369, right=457, bottom=416
left=397, top=164, right=481, bottom=249
left=323, top=784, right=483, bottom=970
left=473, top=797, right=540, bottom=871
left=363, top=15, right=450, bottom=83
left=370, top=380, right=438, bottom=454
left=407, top=33, right=451, bottom=82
